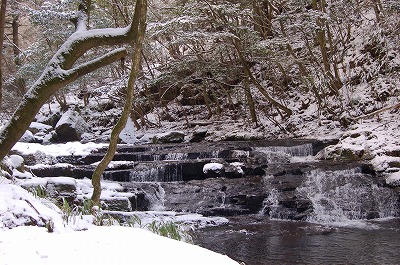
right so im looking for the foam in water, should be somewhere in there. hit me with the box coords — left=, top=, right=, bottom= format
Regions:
left=297, top=168, right=399, bottom=226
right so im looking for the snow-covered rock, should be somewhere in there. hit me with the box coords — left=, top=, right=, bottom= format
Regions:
left=29, top=122, right=53, bottom=134
left=152, top=131, right=186, bottom=144
left=19, top=130, right=36, bottom=143
left=0, top=183, right=64, bottom=230
left=386, top=172, right=400, bottom=187
left=55, top=110, right=89, bottom=142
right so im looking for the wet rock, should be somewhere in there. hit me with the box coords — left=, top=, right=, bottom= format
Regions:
left=129, top=192, right=151, bottom=211
left=203, top=207, right=251, bottom=216
left=29, top=164, right=75, bottom=178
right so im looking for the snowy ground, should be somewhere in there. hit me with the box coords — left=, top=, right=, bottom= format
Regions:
left=0, top=225, right=238, bottom=265
left=0, top=176, right=238, bottom=265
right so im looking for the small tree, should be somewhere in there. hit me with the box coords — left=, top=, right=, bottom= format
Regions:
left=91, top=0, right=147, bottom=205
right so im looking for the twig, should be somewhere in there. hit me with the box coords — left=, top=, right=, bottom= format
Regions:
left=355, top=102, right=400, bottom=121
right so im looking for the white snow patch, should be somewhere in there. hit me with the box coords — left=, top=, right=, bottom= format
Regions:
left=11, top=142, right=108, bottom=157
left=0, top=225, right=238, bottom=265
left=119, top=117, right=138, bottom=144
left=386, top=171, right=400, bottom=186
left=29, top=122, right=53, bottom=132
left=203, top=162, right=224, bottom=173
left=8, top=155, right=24, bottom=169
left=230, top=162, right=244, bottom=175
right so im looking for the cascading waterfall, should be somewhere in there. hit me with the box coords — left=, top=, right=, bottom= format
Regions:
left=297, top=168, right=399, bottom=224
left=165, top=152, right=188, bottom=161
left=129, top=163, right=183, bottom=182
left=146, top=183, right=166, bottom=211
left=259, top=188, right=280, bottom=218
left=129, top=164, right=162, bottom=182
left=255, top=143, right=313, bottom=157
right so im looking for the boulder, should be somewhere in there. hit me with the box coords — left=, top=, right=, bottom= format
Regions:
left=152, top=131, right=185, bottom=144
left=129, top=192, right=151, bottom=211
left=189, top=129, right=208, bottom=142
left=8, top=155, right=25, bottom=172
left=55, top=110, right=88, bottom=142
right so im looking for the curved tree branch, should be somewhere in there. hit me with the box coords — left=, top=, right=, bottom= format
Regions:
left=0, top=0, right=143, bottom=161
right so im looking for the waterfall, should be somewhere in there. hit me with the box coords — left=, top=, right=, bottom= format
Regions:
left=255, top=143, right=313, bottom=157
left=165, top=152, right=188, bottom=161
left=129, top=163, right=183, bottom=182
left=297, top=168, right=399, bottom=224
left=148, top=183, right=166, bottom=211
left=129, top=164, right=161, bottom=182
left=260, top=188, right=280, bottom=218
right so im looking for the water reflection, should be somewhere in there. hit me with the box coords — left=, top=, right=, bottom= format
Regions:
left=194, top=216, right=400, bottom=265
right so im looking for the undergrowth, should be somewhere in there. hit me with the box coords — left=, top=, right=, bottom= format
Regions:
left=27, top=186, right=192, bottom=241
left=126, top=215, right=193, bottom=242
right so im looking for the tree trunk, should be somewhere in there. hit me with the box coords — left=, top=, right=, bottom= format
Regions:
left=253, top=0, right=273, bottom=39
left=233, top=39, right=292, bottom=116
left=90, top=0, right=147, bottom=205
left=12, top=15, right=19, bottom=64
left=0, top=1, right=143, bottom=162
left=0, top=0, right=7, bottom=109
left=244, top=67, right=257, bottom=123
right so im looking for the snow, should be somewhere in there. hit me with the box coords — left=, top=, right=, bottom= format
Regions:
left=7, top=155, right=24, bottom=169
left=0, top=226, right=238, bottom=265
left=55, top=110, right=87, bottom=130
left=11, top=142, right=107, bottom=157
left=119, top=118, right=138, bottom=144
left=386, top=171, right=400, bottom=186
left=0, top=179, right=238, bottom=265
left=203, top=162, right=224, bottom=173
left=29, top=122, right=53, bottom=132
left=19, top=130, right=35, bottom=143
left=0, top=182, right=64, bottom=230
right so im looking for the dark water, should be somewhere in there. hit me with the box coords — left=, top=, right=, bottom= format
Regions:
left=194, top=215, right=400, bottom=265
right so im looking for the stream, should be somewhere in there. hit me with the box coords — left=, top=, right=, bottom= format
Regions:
left=194, top=215, right=400, bottom=265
